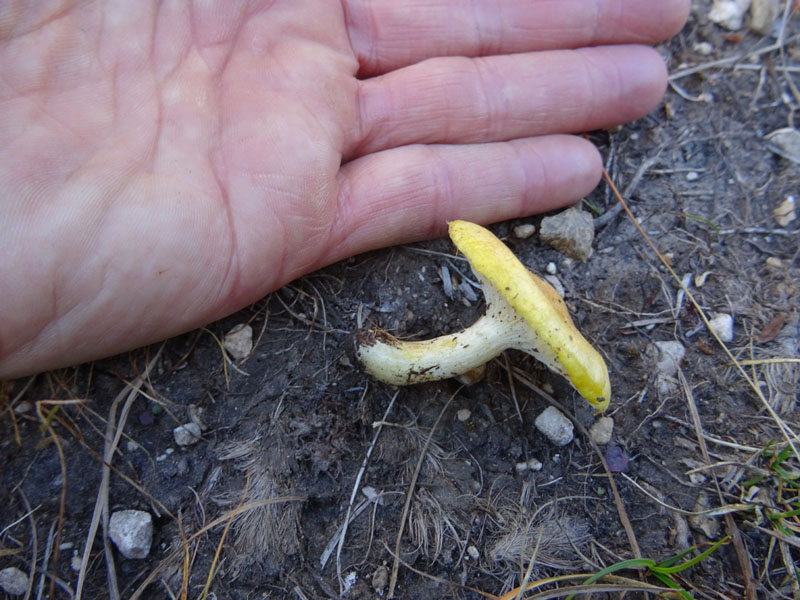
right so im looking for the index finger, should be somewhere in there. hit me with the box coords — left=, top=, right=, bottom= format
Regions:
left=344, top=0, right=690, bottom=76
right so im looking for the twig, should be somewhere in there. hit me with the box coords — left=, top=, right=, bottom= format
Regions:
left=388, top=389, right=456, bottom=598
left=75, top=348, right=163, bottom=600
left=199, top=470, right=251, bottom=599
left=332, top=387, right=397, bottom=593
left=594, top=154, right=662, bottom=230
left=679, top=370, right=757, bottom=600
left=18, top=489, right=36, bottom=600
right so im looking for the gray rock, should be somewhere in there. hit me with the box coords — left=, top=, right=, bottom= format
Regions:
left=173, top=422, right=202, bottom=446
left=109, top=510, right=153, bottom=559
left=0, top=567, right=28, bottom=596
left=539, top=207, right=595, bottom=261
left=651, top=341, right=686, bottom=376
left=534, top=406, right=574, bottom=446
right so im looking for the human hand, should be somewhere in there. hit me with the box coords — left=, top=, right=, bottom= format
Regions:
left=0, top=0, right=689, bottom=378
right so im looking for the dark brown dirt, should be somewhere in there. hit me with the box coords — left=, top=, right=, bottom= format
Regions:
left=2, top=4, right=800, bottom=599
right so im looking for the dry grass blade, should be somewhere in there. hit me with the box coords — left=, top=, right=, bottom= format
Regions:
left=74, top=347, right=163, bottom=600
left=198, top=470, right=251, bottom=599
left=128, top=495, right=305, bottom=599
left=387, top=389, right=456, bottom=599
left=678, top=369, right=756, bottom=600
left=34, top=400, right=71, bottom=600
left=333, top=387, right=397, bottom=593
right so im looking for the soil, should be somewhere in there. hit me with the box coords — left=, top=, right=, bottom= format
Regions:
left=2, top=3, right=800, bottom=599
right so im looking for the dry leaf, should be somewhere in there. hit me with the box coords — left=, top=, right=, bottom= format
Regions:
left=756, top=314, right=786, bottom=344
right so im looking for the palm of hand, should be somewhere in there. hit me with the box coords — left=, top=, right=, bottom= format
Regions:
left=0, top=0, right=689, bottom=376
left=4, top=3, right=363, bottom=365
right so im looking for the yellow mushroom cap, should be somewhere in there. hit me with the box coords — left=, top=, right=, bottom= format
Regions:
left=449, top=220, right=610, bottom=411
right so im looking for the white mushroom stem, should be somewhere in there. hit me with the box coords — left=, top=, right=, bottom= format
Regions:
left=356, top=273, right=565, bottom=386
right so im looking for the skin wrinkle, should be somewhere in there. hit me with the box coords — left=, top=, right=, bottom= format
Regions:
left=472, top=56, right=505, bottom=142
left=509, top=139, right=535, bottom=217
left=427, top=143, right=459, bottom=240
left=0, top=1, right=79, bottom=40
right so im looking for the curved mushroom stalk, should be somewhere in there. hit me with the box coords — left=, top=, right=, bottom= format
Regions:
left=355, top=221, right=611, bottom=412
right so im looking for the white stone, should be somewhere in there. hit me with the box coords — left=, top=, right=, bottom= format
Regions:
left=0, top=567, right=28, bottom=596
left=513, top=223, right=536, bottom=239
left=708, top=313, right=734, bottom=342
left=223, top=323, right=253, bottom=359
left=467, top=545, right=480, bottom=560
left=686, top=171, right=700, bottom=181
left=515, top=458, right=543, bottom=473
left=774, top=196, right=796, bottom=226
left=456, top=408, right=471, bottom=422
left=651, top=341, right=686, bottom=376
left=109, top=510, right=153, bottom=559
left=765, top=257, right=783, bottom=269
left=546, top=262, right=557, bottom=275
left=535, top=407, right=574, bottom=446
left=173, top=422, right=202, bottom=446
left=708, top=0, right=752, bottom=30
left=750, top=0, right=780, bottom=34
left=693, top=41, right=714, bottom=55
left=589, top=416, right=614, bottom=445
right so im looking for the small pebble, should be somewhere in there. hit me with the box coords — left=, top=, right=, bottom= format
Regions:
left=546, top=262, right=557, bottom=275
left=467, top=545, right=480, bottom=560
left=456, top=408, right=472, bottom=422
left=513, top=223, right=536, bottom=239
left=651, top=341, right=686, bottom=376
left=13, top=401, right=31, bottom=414
left=173, top=422, right=202, bottom=446
left=223, top=323, right=253, bottom=359
left=0, top=567, right=28, bottom=596
left=515, top=458, right=543, bottom=473
left=109, top=510, right=153, bottom=559
left=589, top=416, right=614, bottom=445
left=372, top=566, right=389, bottom=593
left=362, top=486, right=379, bottom=502
left=535, top=407, right=574, bottom=446
left=774, top=196, right=796, bottom=227
left=685, top=171, right=699, bottom=181
left=708, top=313, right=734, bottom=342
left=766, top=257, right=783, bottom=269
left=693, top=41, right=714, bottom=55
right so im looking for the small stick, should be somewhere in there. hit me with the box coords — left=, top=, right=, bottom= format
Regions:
left=334, top=387, right=398, bottom=593
left=388, top=389, right=457, bottom=598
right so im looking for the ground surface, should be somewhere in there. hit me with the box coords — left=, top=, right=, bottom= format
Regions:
left=2, top=3, right=800, bottom=599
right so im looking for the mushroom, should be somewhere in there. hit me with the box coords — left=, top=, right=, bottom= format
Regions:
left=355, top=221, right=610, bottom=412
